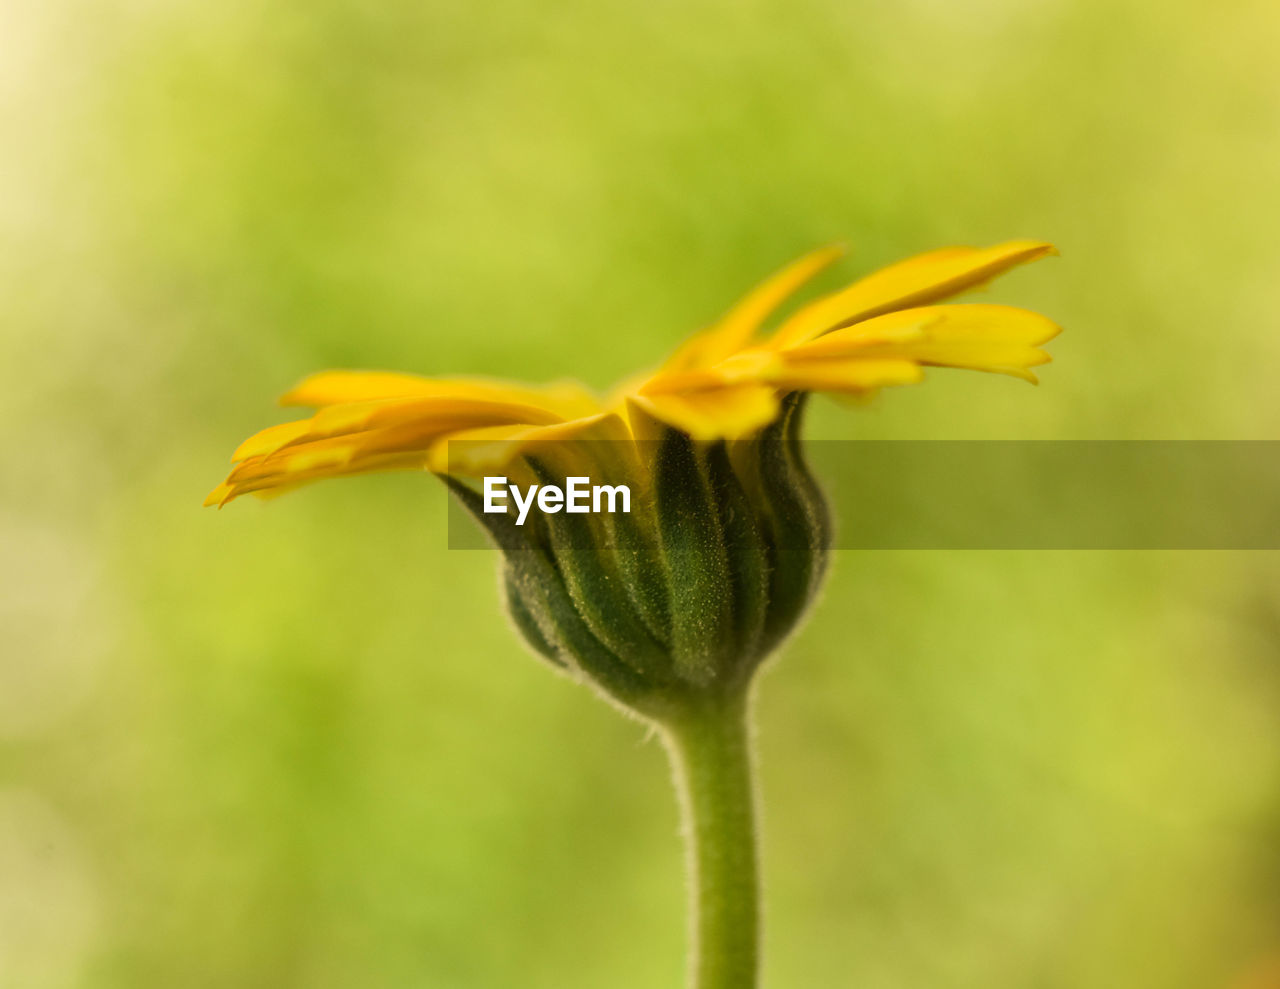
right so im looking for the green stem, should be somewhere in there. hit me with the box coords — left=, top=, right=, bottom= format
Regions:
left=662, top=687, right=760, bottom=989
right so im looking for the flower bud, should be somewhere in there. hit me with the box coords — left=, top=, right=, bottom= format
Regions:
left=444, top=394, right=830, bottom=720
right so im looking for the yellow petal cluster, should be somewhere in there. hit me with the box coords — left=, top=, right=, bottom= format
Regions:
left=207, top=240, right=1058, bottom=506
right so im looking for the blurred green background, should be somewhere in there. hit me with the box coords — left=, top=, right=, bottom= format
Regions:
left=3, top=0, right=1280, bottom=986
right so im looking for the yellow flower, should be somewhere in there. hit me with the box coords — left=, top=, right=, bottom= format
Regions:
left=205, top=238, right=1062, bottom=989
left=205, top=239, right=1057, bottom=507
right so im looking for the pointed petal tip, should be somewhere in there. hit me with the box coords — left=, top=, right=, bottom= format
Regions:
left=277, top=376, right=314, bottom=407
left=1006, top=238, right=1057, bottom=256
left=1016, top=240, right=1059, bottom=263
left=277, top=386, right=310, bottom=408
left=276, top=370, right=355, bottom=407
left=203, top=483, right=235, bottom=508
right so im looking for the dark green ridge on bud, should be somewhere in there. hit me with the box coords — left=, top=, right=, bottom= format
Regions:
left=501, top=570, right=563, bottom=667
left=780, top=395, right=833, bottom=554
left=525, top=457, right=672, bottom=680
left=734, top=393, right=831, bottom=657
left=650, top=428, right=736, bottom=685
left=603, top=484, right=673, bottom=648
left=703, top=441, right=770, bottom=678
left=441, top=393, right=832, bottom=722
left=442, top=476, right=660, bottom=709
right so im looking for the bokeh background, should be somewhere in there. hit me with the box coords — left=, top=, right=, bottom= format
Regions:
left=4, top=0, right=1280, bottom=985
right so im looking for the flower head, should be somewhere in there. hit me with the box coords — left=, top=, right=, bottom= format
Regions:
left=208, top=241, right=1058, bottom=715
left=208, top=240, right=1056, bottom=504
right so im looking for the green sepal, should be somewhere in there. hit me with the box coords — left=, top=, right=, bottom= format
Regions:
left=604, top=496, right=672, bottom=649
left=733, top=393, right=830, bottom=656
left=524, top=457, right=674, bottom=684
left=703, top=441, right=770, bottom=677
left=650, top=428, right=735, bottom=684
left=440, top=475, right=654, bottom=707
left=501, top=569, right=564, bottom=668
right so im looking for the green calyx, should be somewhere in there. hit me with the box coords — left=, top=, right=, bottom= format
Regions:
left=443, top=393, right=830, bottom=721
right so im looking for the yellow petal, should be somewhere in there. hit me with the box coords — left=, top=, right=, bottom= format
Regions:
left=795, top=303, right=1060, bottom=353
left=226, top=423, right=435, bottom=486
left=641, top=349, right=778, bottom=395
left=426, top=424, right=543, bottom=476
left=786, top=304, right=1060, bottom=379
left=307, top=396, right=565, bottom=440
left=432, top=412, right=636, bottom=479
left=780, top=309, right=937, bottom=353
left=230, top=395, right=581, bottom=481
left=203, top=482, right=235, bottom=508
left=280, top=371, right=456, bottom=406
left=768, top=357, right=924, bottom=393
left=663, top=244, right=846, bottom=372
left=281, top=371, right=601, bottom=419
left=230, top=420, right=314, bottom=463
left=631, top=386, right=781, bottom=441
left=769, top=240, right=1056, bottom=348
left=520, top=412, right=640, bottom=485
left=215, top=453, right=429, bottom=505
left=223, top=390, right=608, bottom=496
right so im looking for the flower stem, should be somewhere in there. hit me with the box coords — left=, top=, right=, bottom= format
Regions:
left=663, top=687, right=760, bottom=989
